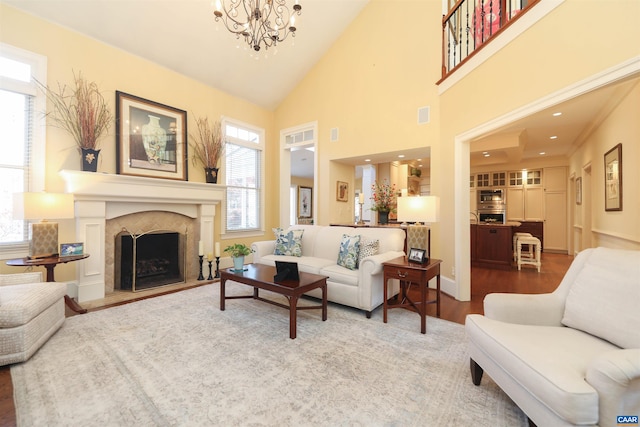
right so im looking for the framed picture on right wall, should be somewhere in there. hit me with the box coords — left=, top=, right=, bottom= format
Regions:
left=604, top=143, right=622, bottom=211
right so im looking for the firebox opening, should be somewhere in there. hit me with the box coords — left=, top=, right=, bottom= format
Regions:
left=115, top=230, right=185, bottom=292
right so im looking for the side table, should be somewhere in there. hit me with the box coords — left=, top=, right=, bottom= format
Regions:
left=6, top=254, right=90, bottom=314
left=382, top=256, right=442, bottom=334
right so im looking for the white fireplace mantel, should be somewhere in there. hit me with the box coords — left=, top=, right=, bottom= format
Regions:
left=60, top=170, right=224, bottom=302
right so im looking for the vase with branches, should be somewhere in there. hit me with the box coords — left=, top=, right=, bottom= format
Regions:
left=190, top=117, right=224, bottom=183
left=36, top=71, right=112, bottom=172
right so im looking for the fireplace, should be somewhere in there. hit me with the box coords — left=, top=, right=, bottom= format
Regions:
left=60, top=170, right=224, bottom=303
left=115, top=229, right=186, bottom=291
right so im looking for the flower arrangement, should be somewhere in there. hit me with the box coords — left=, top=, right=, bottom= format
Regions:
left=223, top=243, right=254, bottom=258
left=370, top=179, right=397, bottom=212
left=36, top=71, right=112, bottom=150
left=190, top=117, right=224, bottom=169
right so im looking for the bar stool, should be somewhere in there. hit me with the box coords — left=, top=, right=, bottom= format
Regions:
left=513, top=232, right=533, bottom=262
left=517, top=236, right=542, bottom=272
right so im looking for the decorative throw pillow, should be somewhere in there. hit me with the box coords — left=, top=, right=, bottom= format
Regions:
left=273, top=228, right=304, bottom=257
left=562, top=261, right=640, bottom=349
left=337, top=234, right=361, bottom=271
left=357, top=238, right=380, bottom=267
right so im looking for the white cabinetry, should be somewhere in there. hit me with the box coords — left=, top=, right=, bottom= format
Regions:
left=543, top=166, right=568, bottom=252
left=506, top=170, right=543, bottom=221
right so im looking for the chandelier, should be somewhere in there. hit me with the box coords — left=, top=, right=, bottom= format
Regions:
left=214, top=0, right=302, bottom=52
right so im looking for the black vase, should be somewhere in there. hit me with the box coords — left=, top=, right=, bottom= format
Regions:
left=204, top=167, right=219, bottom=184
left=81, top=148, right=100, bottom=172
left=378, top=211, right=389, bottom=225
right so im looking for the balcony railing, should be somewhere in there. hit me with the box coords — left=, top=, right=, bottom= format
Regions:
left=441, top=0, right=539, bottom=80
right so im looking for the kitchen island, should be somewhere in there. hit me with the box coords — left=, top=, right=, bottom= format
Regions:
left=470, top=222, right=522, bottom=270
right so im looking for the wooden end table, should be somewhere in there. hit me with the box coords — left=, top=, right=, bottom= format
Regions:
left=382, top=256, right=442, bottom=334
left=220, top=263, right=328, bottom=339
left=6, top=254, right=90, bottom=314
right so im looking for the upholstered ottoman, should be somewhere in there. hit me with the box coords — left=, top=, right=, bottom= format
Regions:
left=0, top=272, right=67, bottom=366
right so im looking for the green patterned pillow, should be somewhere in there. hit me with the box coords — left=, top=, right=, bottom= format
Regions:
left=337, top=234, right=361, bottom=271
left=273, top=228, right=304, bottom=257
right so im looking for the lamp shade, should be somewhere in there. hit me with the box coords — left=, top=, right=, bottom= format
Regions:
left=397, top=196, right=440, bottom=224
left=13, top=192, right=75, bottom=220
left=13, top=192, right=75, bottom=258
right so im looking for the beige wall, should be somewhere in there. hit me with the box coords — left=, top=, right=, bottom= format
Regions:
left=276, top=0, right=640, bottom=299
left=275, top=0, right=442, bottom=225
left=569, top=81, right=640, bottom=251
left=0, top=4, right=276, bottom=277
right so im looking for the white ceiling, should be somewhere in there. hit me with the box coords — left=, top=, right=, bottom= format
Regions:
left=5, top=0, right=639, bottom=178
left=4, top=0, right=369, bottom=110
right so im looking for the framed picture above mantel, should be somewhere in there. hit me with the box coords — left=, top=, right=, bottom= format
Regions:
left=116, top=91, right=188, bottom=181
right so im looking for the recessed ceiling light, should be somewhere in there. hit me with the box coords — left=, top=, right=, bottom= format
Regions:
left=553, top=112, right=562, bottom=117
left=419, top=164, right=423, bottom=167
left=539, top=152, right=546, bottom=155
left=483, top=153, right=490, bottom=157
left=398, top=154, right=405, bottom=158
left=550, top=135, right=558, bottom=140
left=365, top=159, right=371, bottom=162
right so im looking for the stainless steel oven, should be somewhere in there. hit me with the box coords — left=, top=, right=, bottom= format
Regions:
left=478, top=188, right=505, bottom=206
left=477, top=210, right=505, bottom=224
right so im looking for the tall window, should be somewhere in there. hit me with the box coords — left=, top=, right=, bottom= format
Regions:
left=0, top=44, right=46, bottom=257
left=224, top=120, right=263, bottom=233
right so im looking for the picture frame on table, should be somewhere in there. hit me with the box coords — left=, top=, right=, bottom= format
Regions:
left=336, top=181, right=348, bottom=202
left=408, top=247, right=427, bottom=264
left=604, top=143, right=622, bottom=211
left=116, top=91, right=188, bottom=181
left=299, top=186, right=312, bottom=218
left=60, top=242, right=84, bottom=257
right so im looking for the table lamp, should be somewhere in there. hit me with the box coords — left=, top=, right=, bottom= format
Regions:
left=397, top=196, right=440, bottom=257
left=13, top=192, right=75, bottom=259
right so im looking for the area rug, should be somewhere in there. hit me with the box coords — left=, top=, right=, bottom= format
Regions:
left=12, top=282, right=526, bottom=426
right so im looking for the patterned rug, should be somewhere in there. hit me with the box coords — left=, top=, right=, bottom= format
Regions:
left=12, top=282, right=526, bottom=426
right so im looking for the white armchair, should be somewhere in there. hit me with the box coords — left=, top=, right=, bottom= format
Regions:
left=466, top=247, right=640, bottom=427
left=0, top=272, right=67, bottom=366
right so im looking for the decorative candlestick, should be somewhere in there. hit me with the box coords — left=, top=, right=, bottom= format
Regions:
left=198, top=255, right=205, bottom=280
left=215, top=256, right=220, bottom=278
left=207, top=260, right=213, bottom=280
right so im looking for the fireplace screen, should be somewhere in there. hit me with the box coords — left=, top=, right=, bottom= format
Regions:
left=115, top=229, right=186, bottom=292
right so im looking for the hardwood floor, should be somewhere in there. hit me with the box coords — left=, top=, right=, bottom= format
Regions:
left=0, top=252, right=573, bottom=426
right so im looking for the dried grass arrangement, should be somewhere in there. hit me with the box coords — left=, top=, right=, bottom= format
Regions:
left=190, top=117, right=224, bottom=169
left=37, top=72, right=112, bottom=150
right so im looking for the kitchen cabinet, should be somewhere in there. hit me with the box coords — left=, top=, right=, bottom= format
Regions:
left=543, top=166, right=568, bottom=253
left=507, top=169, right=543, bottom=221
left=471, top=224, right=514, bottom=269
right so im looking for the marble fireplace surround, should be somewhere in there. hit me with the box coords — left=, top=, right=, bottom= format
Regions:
left=61, top=170, right=223, bottom=303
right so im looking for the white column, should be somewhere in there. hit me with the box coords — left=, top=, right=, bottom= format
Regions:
left=361, top=165, right=377, bottom=223
left=74, top=200, right=106, bottom=302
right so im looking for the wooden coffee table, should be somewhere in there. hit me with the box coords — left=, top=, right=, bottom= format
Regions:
left=219, top=263, right=328, bottom=339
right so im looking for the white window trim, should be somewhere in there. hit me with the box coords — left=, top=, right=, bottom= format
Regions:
left=219, top=116, right=266, bottom=240
left=0, top=43, right=47, bottom=259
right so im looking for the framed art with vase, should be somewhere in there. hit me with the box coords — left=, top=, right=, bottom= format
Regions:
left=116, top=91, right=188, bottom=181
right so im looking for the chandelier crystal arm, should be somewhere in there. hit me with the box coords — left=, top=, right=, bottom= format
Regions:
left=214, top=0, right=302, bottom=52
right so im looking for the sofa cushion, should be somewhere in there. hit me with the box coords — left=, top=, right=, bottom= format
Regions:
left=273, top=228, right=304, bottom=257
left=337, top=234, right=360, bottom=271
left=562, top=258, right=640, bottom=349
left=319, top=264, right=359, bottom=287
left=467, top=314, right=615, bottom=425
left=256, top=255, right=334, bottom=275
left=358, top=238, right=379, bottom=267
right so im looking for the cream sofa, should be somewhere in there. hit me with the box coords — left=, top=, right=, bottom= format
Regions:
left=0, top=272, right=67, bottom=366
left=251, top=225, right=406, bottom=317
left=466, top=247, right=640, bottom=427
